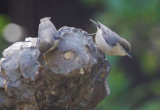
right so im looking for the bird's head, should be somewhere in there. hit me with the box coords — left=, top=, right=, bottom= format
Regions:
left=119, top=38, right=132, bottom=58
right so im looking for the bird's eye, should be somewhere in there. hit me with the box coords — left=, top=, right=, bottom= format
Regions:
left=125, top=48, right=130, bottom=54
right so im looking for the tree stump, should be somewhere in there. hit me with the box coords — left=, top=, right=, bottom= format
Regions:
left=0, top=26, right=111, bottom=110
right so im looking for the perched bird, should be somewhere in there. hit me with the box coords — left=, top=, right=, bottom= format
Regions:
left=37, top=17, right=61, bottom=60
left=90, top=19, right=131, bottom=58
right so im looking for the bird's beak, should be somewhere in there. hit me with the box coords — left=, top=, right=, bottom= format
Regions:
left=127, top=53, right=132, bottom=58
left=90, top=19, right=100, bottom=28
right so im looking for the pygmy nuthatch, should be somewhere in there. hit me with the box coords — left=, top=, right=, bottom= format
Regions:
left=90, top=19, right=131, bottom=58
left=37, top=17, right=61, bottom=60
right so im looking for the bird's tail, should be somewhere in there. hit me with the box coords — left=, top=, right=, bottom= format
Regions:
left=89, top=19, right=100, bottom=28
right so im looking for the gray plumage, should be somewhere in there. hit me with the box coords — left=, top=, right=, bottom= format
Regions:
left=37, top=17, right=60, bottom=59
left=90, top=19, right=131, bottom=57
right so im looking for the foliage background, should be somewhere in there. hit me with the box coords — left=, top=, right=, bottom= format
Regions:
left=0, top=0, right=160, bottom=110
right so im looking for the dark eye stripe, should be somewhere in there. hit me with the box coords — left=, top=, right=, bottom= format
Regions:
left=119, top=43, right=130, bottom=53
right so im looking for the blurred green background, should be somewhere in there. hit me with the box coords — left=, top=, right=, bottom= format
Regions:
left=0, top=0, right=160, bottom=110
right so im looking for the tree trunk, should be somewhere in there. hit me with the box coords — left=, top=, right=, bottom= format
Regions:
left=0, top=26, right=110, bottom=110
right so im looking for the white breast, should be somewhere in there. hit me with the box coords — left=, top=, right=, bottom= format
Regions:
left=95, top=30, right=112, bottom=53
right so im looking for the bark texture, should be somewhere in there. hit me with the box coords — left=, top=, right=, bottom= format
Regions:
left=0, top=27, right=111, bottom=110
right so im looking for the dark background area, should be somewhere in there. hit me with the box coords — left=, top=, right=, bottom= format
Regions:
left=0, top=0, right=160, bottom=110
left=0, top=0, right=101, bottom=36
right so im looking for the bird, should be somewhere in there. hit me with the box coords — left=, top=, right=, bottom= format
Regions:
left=37, top=17, right=62, bottom=61
left=90, top=19, right=131, bottom=58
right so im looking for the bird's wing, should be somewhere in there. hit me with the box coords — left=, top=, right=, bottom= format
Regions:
left=99, top=23, right=119, bottom=46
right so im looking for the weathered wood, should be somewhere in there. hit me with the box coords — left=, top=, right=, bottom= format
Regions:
left=0, top=27, right=110, bottom=110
